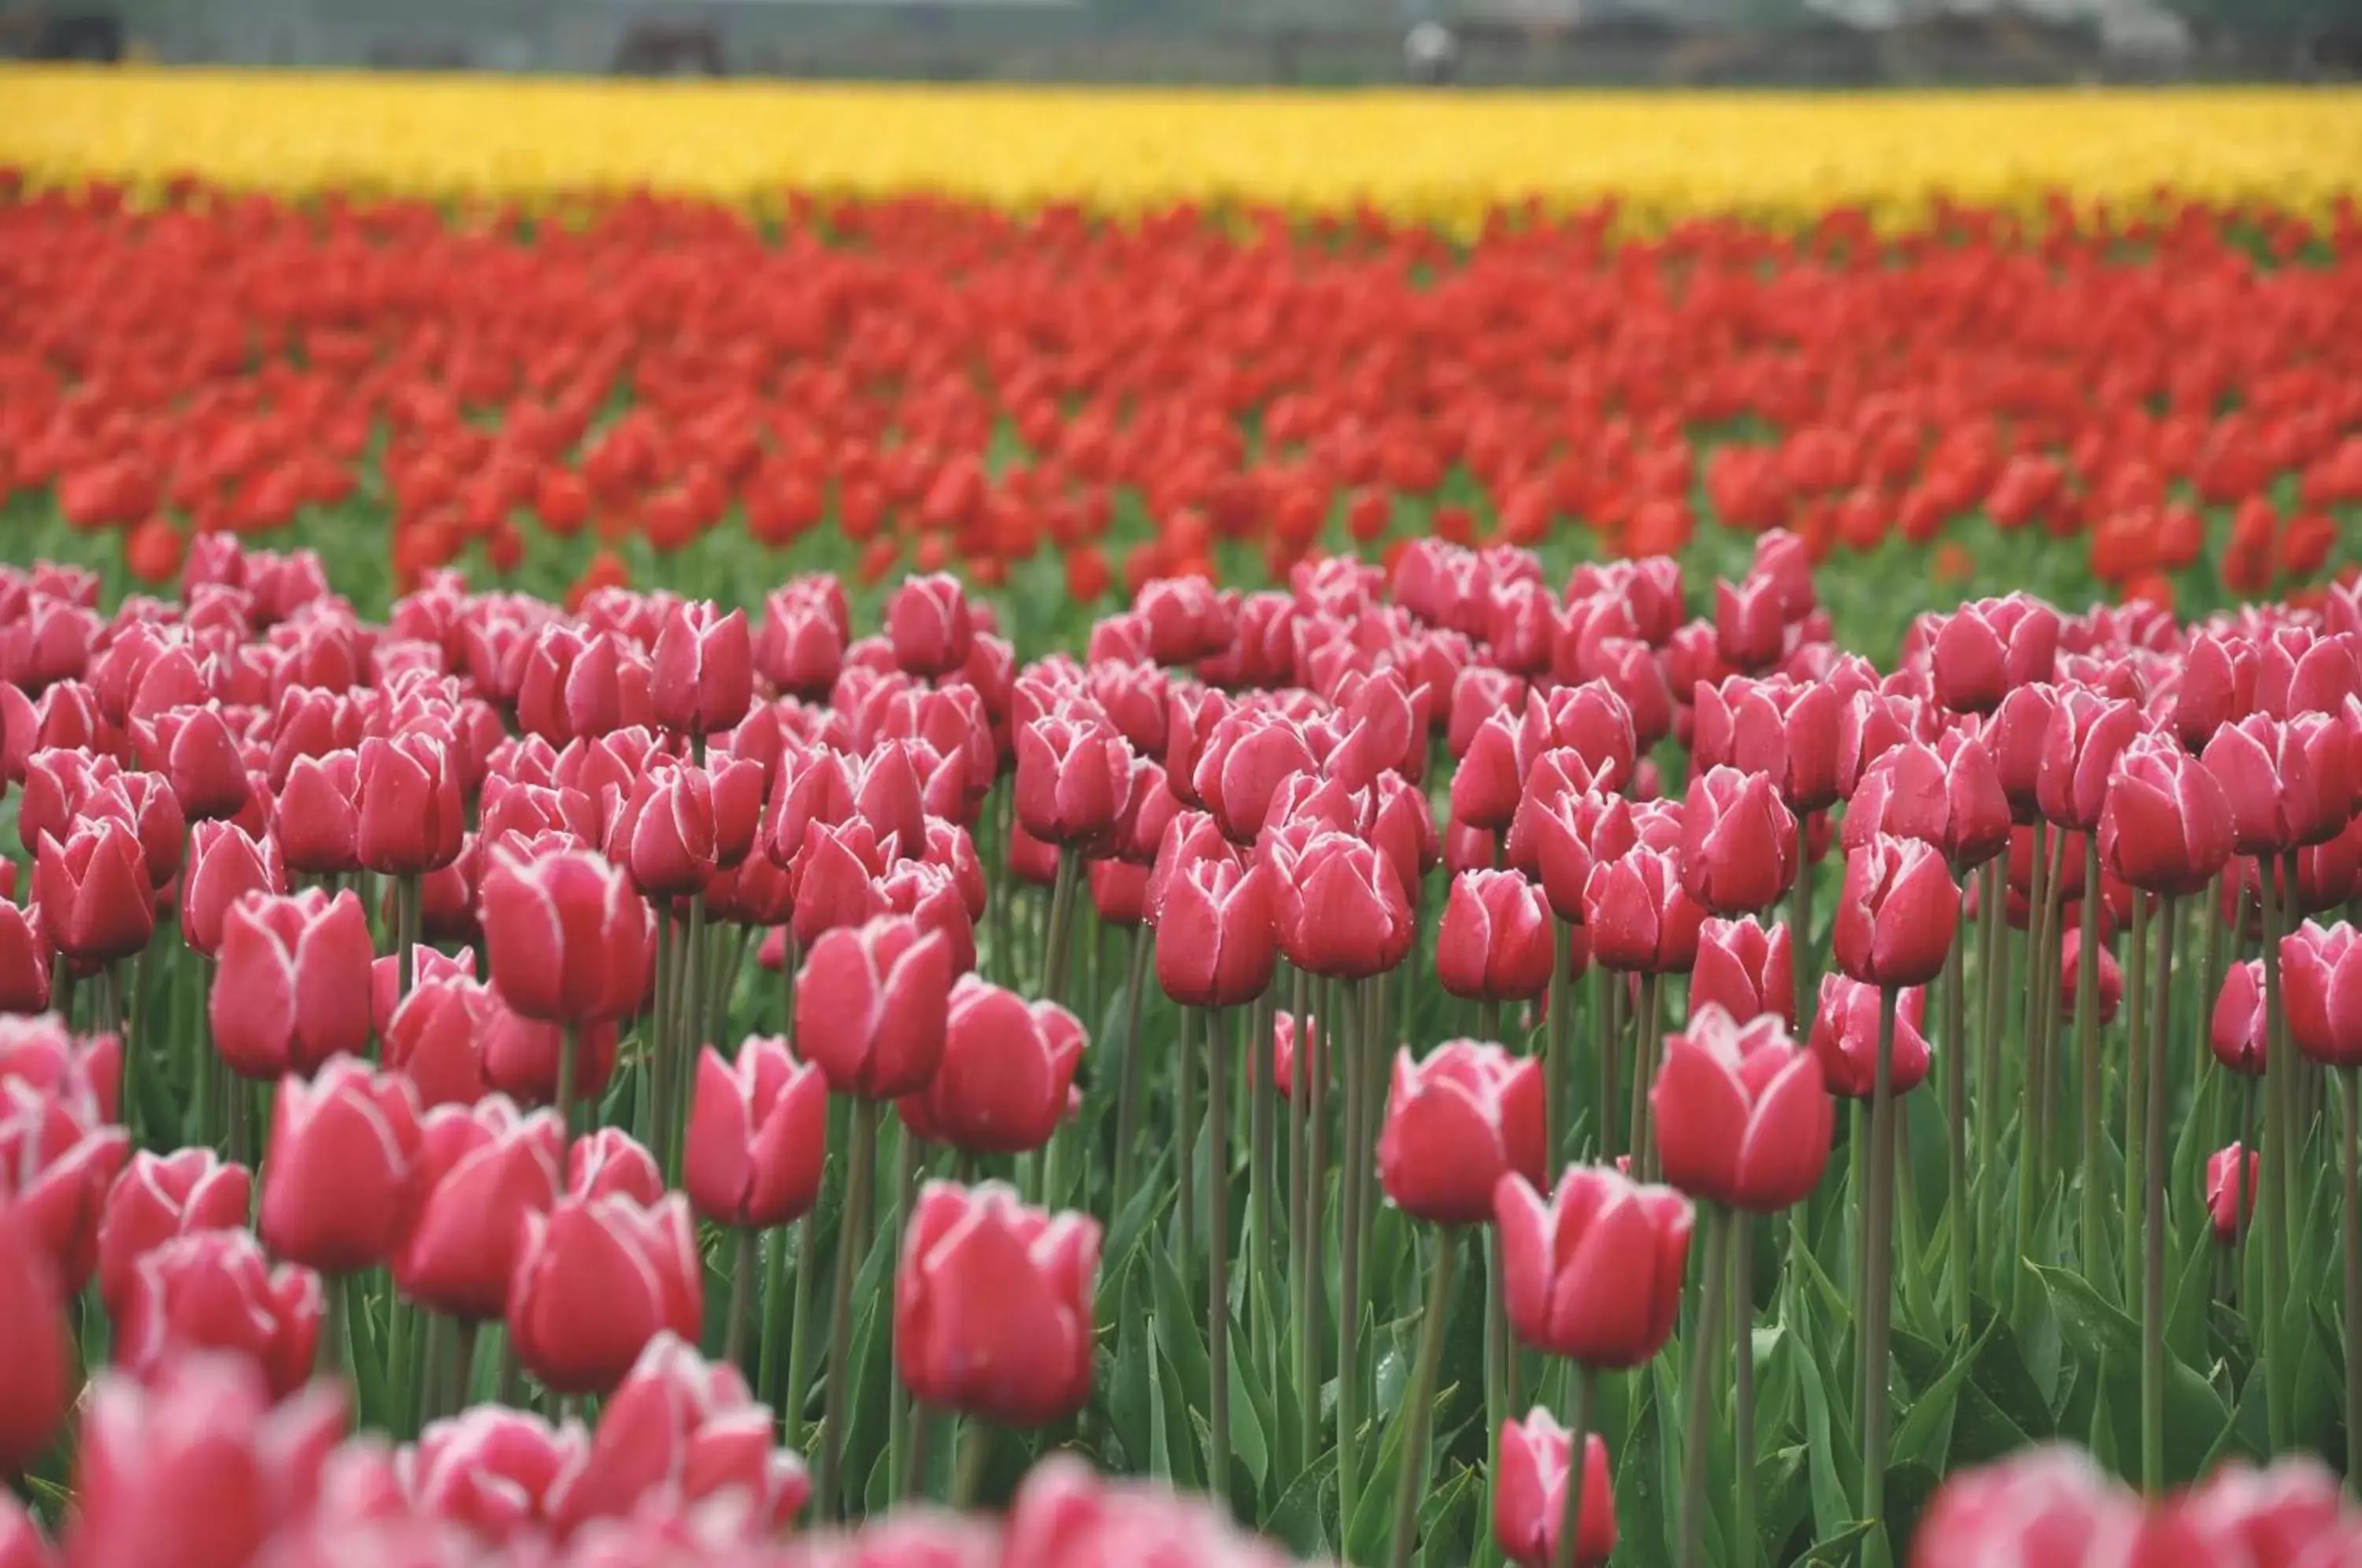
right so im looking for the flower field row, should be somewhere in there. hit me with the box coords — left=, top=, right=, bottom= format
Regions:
left=6, top=71, right=2362, bottom=229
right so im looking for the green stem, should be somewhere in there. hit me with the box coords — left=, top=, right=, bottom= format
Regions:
left=1338, top=980, right=1365, bottom=1540
left=1249, top=990, right=1278, bottom=1439
left=1042, top=849, right=1080, bottom=1005
left=1789, top=804, right=1816, bottom=1029
left=1677, top=1207, right=1734, bottom=1568
left=1860, top=986, right=1901, bottom=1535
left=1288, top=967, right=1315, bottom=1477
left=904, top=1403, right=938, bottom=1503
left=1734, top=1208, right=1757, bottom=1566
left=2078, top=834, right=2105, bottom=1282
left=1631, top=970, right=1663, bottom=1179
left=1942, top=921, right=1968, bottom=1337
left=953, top=1415, right=994, bottom=1511
left=2261, top=854, right=2292, bottom=1452
left=1975, top=858, right=2007, bottom=1295
left=724, top=1226, right=757, bottom=1370
left=395, top=873, right=421, bottom=1004
left=781, top=1211, right=820, bottom=1440
left=1550, top=1366, right=1597, bottom=1568
left=816, top=1098, right=879, bottom=1519
left=887, top=1127, right=919, bottom=1505
left=1598, top=966, right=1622, bottom=1159
left=320, top=1271, right=348, bottom=1382
left=450, top=1317, right=481, bottom=1418
left=2123, top=890, right=2152, bottom=1305
left=1177, top=1004, right=1198, bottom=1304
left=2343, top=1071, right=2362, bottom=1497
left=1386, top=1226, right=1462, bottom=1568
left=1545, top=919, right=1572, bottom=1164
left=2141, top=893, right=2176, bottom=1492
left=1113, top=926, right=1150, bottom=1209
left=1205, top=1004, right=1232, bottom=1510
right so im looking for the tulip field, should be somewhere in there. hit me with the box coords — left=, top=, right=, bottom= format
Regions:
left=9, top=69, right=2362, bottom=1568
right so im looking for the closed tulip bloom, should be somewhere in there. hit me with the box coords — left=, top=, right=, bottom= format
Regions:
left=208, top=888, right=376, bottom=1080
left=117, top=1230, right=324, bottom=1399
left=1651, top=1006, right=1832, bottom=1212
left=884, top=573, right=975, bottom=678
left=2100, top=735, right=2235, bottom=897
left=382, top=968, right=496, bottom=1109
left=683, top=1036, right=829, bottom=1228
left=1436, top=869, right=1556, bottom=1002
left=1930, top=594, right=2062, bottom=715
left=180, top=819, right=283, bottom=958
left=650, top=601, right=752, bottom=738
left=2172, top=633, right=2260, bottom=751
left=1834, top=834, right=1960, bottom=989
left=786, top=818, right=889, bottom=947
left=2207, top=1144, right=2260, bottom=1245
left=355, top=733, right=465, bottom=875
left=508, top=1193, right=702, bottom=1396
left=757, top=587, right=847, bottom=699
left=1156, top=855, right=1279, bottom=1007
left=1583, top=846, right=1706, bottom=975
left=2037, top=689, right=2143, bottom=831
left=1714, top=575, right=1788, bottom=671
left=1809, top=974, right=1934, bottom=1099
left=2056, top=928, right=2124, bottom=1026
left=32, top=820, right=153, bottom=964
left=135, top=702, right=251, bottom=822
left=1844, top=733, right=2012, bottom=869
left=1378, top=1041, right=1547, bottom=1226
left=2201, top=712, right=2356, bottom=855
left=1495, top=1409, right=1618, bottom=1568
left=1692, top=675, right=1844, bottom=814
left=1691, top=916, right=1795, bottom=1029
left=396, top=1404, right=586, bottom=1546
left=1679, top=765, right=1797, bottom=915
left=1194, top=708, right=1320, bottom=845
left=608, top=764, right=718, bottom=898
left=260, top=1057, right=424, bottom=1275
left=1089, top=859, right=1150, bottom=926
left=396, top=1098, right=563, bottom=1322
left=1451, top=706, right=1537, bottom=832
left=481, top=846, right=653, bottom=1026
left=516, top=625, right=653, bottom=744
left=2282, top=920, right=2362, bottom=1067
left=1988, top=682, right=2063, bottom=822
left=94, top=1148, right=252, bottom=1318
left=0, top=900, right=49, bottom=1016
left=2212, top=960, right=2268, bottom=1075
left=1910, top=1448, right=2141, bottom=1568
left=1015, top=712, right=1135, bottom=850
left=1494, top=1164, right=1691, bottom=1368
left=0, top=1204, right=68, bottom=1474
left=901, top=978, right=1085, bottom=1158
left=273, top=749, right=363, bottom=875
left=895, top=1181, right=1099, bottom=1426
left=795, top=914, right=953, bottom=1100
left=566, top=1127, right=665, bottom=1204
left=1280, top=830, right=1413, bottom=982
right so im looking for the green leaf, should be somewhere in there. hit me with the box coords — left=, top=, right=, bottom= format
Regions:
left=1265, top=1452, right=1337, bottom=1558
left=1797, top=1518, right=1874, bottom=1566
left=1108, top=1267, right=1153, bottom=1469
left=1416, top=1463, right=1481, bottom=1568
left=1891, top=1317, right=1995, bottom=1470
left=1342, top=1375, right=1451, bottom=1566
left=1227, top=1303, right=1275, bottom=1500
left=2034, top=1262, right=2242, bottom=1483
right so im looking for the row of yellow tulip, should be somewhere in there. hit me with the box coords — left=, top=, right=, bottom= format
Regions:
left=6, top=68, right=2362, bottom=229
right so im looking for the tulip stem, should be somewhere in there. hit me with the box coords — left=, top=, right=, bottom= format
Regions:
left=1113, top=926, right=1150, bottom=1209
left=1176, top=1004, right=1197, bottom=1305
left=2123, top=890, right=2153, bottom=1307
left=1550, top=1366, right=1596, bottom=1568
left=1545, top=919, right=1571, bottom=1163
left=1387, top=1225, right=1461, bottom=1568
left=1205, top=1004, right=1233, bottom=1511
left=1288, top=970, right=1316, bottom=1478
left=554, top=1023, right=579, bottom=1167
left=1974, top=857, right=2007, bottom=1299
left=2142, top=894, right=2177, bottom=1492
left=724, top=1225, right=758, bottom=1370
left=816, top=1096, right=879, bottom=1519
left=2234, top=1076, right=2257, bottom=1307
left=1678, top=1205, right=1734, bottom=1568
left=394, top=873, right=420, bottom=1004
left=449, top=1317, right=481, bottom=1417
left=320, top=1270, right=347, bottom=1382
left=1734, top=1207, right=1757, bottom=1567
left=1942, top=921, right=1968, bottom=1337
left=1631, top=971, right=1663, bottom=1179
left=779, top=1212, right=820, bottom=1441
left=953, top=1415, right=994, bottom=1511
left=886, top=1129, right=919, bottom=1505
left=1788, top=804, right=1815, bottom=1029
left=2077, top=834, right=2105, bottom=1289
left=1337, top=980, right=1368, bottom=1539
left=1597, top=968, right=1621, bottom=1159
left=2260, top=854, right=2292, bottom=1451
left=1249, top=992, right=1278, bottom=1424
left=1042, top=849, right=1080, bottom=1007
left=1858, top=985, right=1901, bottom=1538
left=2342, top=1069, right=2362, bottom=1499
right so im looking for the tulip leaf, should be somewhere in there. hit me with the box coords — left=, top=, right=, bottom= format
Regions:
left=1097, top=1156, right=1172, bottom=1315
left=1228, top=1304, right=1275, bottom=1500
left=838, top=1211, right=903, bottom=1498
left=1146, top=1237, right=1212, bottom=1415
left=2164, top=1224, right=2216, bottom=1370
left=1145, top=1312, right=1202, bottom=1490
left=1757, top=1445, right=1811, bottom=1564
left=1797, top=1517, right=1874, bottom=1566
left=2033, top=1262, right=2240, bottom=1483
left=1264, top=1451, right=1336, bottom=1558
left=1890, top=1318, right=1994, bottom=1470
left=1106, top=1268, right=1153, bottom=1470
left=1612, top=1367, right=1672, bottom=1568
left=1342, top=1374, right=1441, bottom=1565
left=1751, top=1324, right=1796, bottom=1459
left=1788, top=1315, right=1860, bottom=1538
left=1416, top=1462, right=1480, bottom=1568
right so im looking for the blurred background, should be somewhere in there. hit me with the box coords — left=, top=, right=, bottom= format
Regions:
left=2, top=0, right=2359, bottom=90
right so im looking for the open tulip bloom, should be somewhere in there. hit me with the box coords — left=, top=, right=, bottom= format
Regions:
left=12, top=174, right=2362, bottom=1568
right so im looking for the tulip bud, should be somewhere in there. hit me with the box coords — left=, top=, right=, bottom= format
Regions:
left=795, top=914, right=953, bottom=1100
left=396, top=1097, right=563, bottom=1322
left=1194, top=708, right=1319, bottom=845
left=2056, top=928, right=2124, bottom=1027
left=260, top=1057, right=424, bottom=1275
left=1015, top=712, right=1135, bottom=851
left=757, top=586, right=847, bottom=699
left=1679, top=766, right=1797, bottom=915
left=1929, top=594, right=2061, bottom=715
left=1691, top=916, right=1794, bottom=1030
left=1714, top=575, right=1787, bottom=671
left=516, top=625, right=653, bottom=744
left=650, top=601, right=752, bottom=738
left=2201, top=712, right=2356, bottom=856
left=1378, top=1041, right=1546, bottom=1226
left=481, top=846, right=653, bottom=1026
left=0, top=1204, right=68, bottom=1475
left=1279, top=830, right=1412, bottom=982
left=1845, top=733, right=2012, bottom=870
left=885, top=573, right=974, bottom=679
left=1494, top=1165, right=1690, bottom=1368
left=683, top=1036, right=829, bottom=1228
left=1495, top=1408, right=1617, bottom=1568
left=2206, top=1144, right=2260, bottom=1247
left=508, top=1193, right=702, bottom=1396
left=899, top=978, right=1085, bottom=1158
left=1435, top=869, right=1555, bottom=1002
left=1651, top=1006, right=1832, bottom=1212
left=0, top=899, right=50, bottom=1016
left=1156, top=855, right=1279, bottom=1007
left=2212, top=959, right=2268, bottom=1076
left=1834, top=834, right=1960, bottom=989
left=354, top=731, right=466, bottom=877
left=134, top=702, right=252, bottom=822
left=895, top=1181, right=1098, bottom=1426
left=2101, top=735, right=2234, bottom=897
left=117, top=1230, right=324, bottom=1399
left=180, top=819, right=284, bottom=958
left=94, top=1148, right=252, bottom=1318
left=2282, top=920, right=2362, bottom=1067
left=1809, top=974, right=1934, bottom=1099
left=1583, top=846, right=1705, bottom=975
left=33, top=819, right=154, bottom=964
left=2037, top=689, right=2142, bottom=832
left=607, top=763, right=719, bottom=898
left=209, top=889, right=376, bottom=1081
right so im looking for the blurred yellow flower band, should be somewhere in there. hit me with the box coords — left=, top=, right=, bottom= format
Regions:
left=6, top=67, right=2362, bottom=231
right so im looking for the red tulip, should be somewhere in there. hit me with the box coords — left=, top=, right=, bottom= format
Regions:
left=94, top=1148, right=251, bottom=1318
left=2212, top=959, right=2268, bottom=1075
left=901, top=977, right=1085, bottom=1157
left=1495, top=1408, right=1618, bottom=1568
left=1713, top=575, right=1787, bottom=671
left=134, top=702, right=251, bottom=821
left=180, top=819, right=283, bottom=957
left=382, top=965, right=495, bottom=1108
left=607, top=763, right=719, bottom=897
left=1691, top=916, right=1794, bottom=1030
left=0, top=900, right=50, bottom=1016
left=1834, top=834, right=1960, bottom=989
left=1929, top=594, right=2061, bottom=714
left=566, top=1127, right=665, bottom=1204
left=2201, top=712, right=2356, bottom=855
left=117, top=1230, right=323, bottom=1398
left=1378, top=1041, right=1547, bottom=1226
left=260, top=1056, right=424, bottom=1274
left=757, top=584, right=847, bottom=699
left=2206, top=1144, right=2260, bottom=1245
left=1015, top=712, right=1135, bottom=851
left=1910, top=1448, right=2139, bottom=1568
left=895, top=1181, right=1098, bottom=1426
left=395, top=1096, right=563, bottom=1322
left=480, top=845, right=653, bottom=1026
left=1679, top=765, right=1797, bottom=915
left=1844, top=733, right=2012, bottom=869
left=1692, top=675, right=1844, bottom=815
left=273, top=749, right=364, bottom=875
left=1156, top=854, right=1279, bottom=1006
left=1651, top=1006, right=1832, bottom=1212
left=2057, top=928, right=2124, bottom=1027
left=355, top=733, right=465, bottom=875
left=2282, top=920, right=2362, bottom=1067
left=508, top=1192, right=702, bottom=1396
left=33, top=819, right=153, bottom=963
left=209, top=889, right=376, bottom=1080
left=397, top=1404, right=585, bottom=1545
left=2037, top=688, right=2142, bottom=832
left=1194, top=708, right=1319, bottom=844
left=1988, top=683, right=2064, bottom=822
left=1809, top=974, right=1933, bottom=1099
left=650, top=601, right=752, bottom=738
left=2174, top=633, right=2260, bottom=751
left=68, top=1355, right=346, bottom=1568
left=2101, top=735, right=2234, bottom=897
left=1494, top=1164, right=1691, bottom=1368
left=683, top=1035, right=829, bottom=1227
left=0, top=1493, right=51, bottom=1567
left=1436, top=868, right=1555, bottom=1003
left=0, top=1203, right=68, bottom=1474
left=1279, top=830, right=1412, bottom=982
left=516, top=625, right=653, bottom=744
left=1583, top=846, right=1706, bottom=974
left=794, top=914, right=953, bottom=1100
left=1505, top=757, right=1624, bottom=922
left=885, top=573, right=975, bottom=679
left=1451, top=706, right=1536, bottom=832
